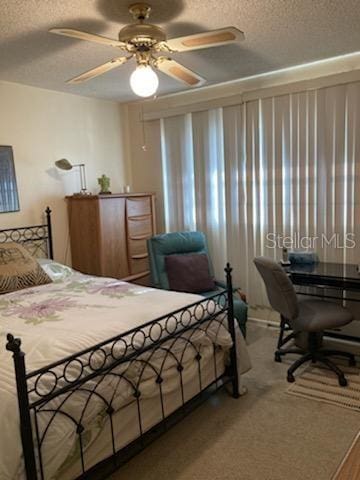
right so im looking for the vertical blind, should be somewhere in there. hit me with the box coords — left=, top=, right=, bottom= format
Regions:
left=160, top=82, right=360, bottom=305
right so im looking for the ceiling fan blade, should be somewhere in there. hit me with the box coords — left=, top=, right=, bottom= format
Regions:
left=156, top=58, right=206, bottom=87
left=67, top=56, right=130, bottom=84
left=164, top=27, right=244, bottom=52
left=49, top=28, right=126, bottom=48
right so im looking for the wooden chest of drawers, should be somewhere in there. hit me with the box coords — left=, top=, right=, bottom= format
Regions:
left=67, top=193, right=156, bottom=283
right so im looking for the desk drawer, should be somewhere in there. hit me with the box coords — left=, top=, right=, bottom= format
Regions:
left=126, top=197, right=151, bottom=218
left=127, top=216, right=152, bottom=238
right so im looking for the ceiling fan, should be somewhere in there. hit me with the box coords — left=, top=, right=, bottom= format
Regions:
left=49, top=2, right=245, bottom=98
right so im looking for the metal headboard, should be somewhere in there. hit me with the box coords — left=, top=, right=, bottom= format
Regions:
left=0, top=207, right=53, bottom=260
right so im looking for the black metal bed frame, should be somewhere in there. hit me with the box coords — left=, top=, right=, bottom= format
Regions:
left=3, top=210, right=240, bottom=480
left=0, top=206, right=53, bottom=260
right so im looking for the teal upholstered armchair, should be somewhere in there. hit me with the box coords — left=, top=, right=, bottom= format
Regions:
left=147, top=231, right=248, bottom=337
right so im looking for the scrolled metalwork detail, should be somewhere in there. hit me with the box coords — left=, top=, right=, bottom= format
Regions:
left=76, top=424, right=84, bottom=434
left=204, top=298, right=217, bottom=316
left=110, top=338, right=128, bottom=360
left=131, top=329, right=146, bottom=350
left=88, top=347, right=107, bottom=371
left=63, top=359, right=84, bottom=384
left=156, top=375, right=163, bottom=384
left=164, top=314, right=178, bottom=335
left=194, top=302, right=205, bottom=320
left=149, top=321, right=163, bottom=342
left=107, top=406, right=114, bottom=415
left=179, top=308, right=192, bottom=327
left=34, top=371, right=58, bottom=397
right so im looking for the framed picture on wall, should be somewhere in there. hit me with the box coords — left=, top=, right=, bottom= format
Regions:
left=0, top=146, right=20, bottom=213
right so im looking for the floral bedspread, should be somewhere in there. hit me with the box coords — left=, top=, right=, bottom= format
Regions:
left=0, top=274, right=143, bottom=325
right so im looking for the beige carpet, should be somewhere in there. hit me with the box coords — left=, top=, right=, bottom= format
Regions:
left=287, top=361, right=360, bottom=412
left=109, top=323, right=360, bottom=480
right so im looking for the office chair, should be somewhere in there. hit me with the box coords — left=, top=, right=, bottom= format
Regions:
left=254, top=256, right=356, bottom=387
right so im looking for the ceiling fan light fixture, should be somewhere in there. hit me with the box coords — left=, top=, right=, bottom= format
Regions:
left=130, top=64, right=159, bottom=97
left=49, top=3, right=245, bottom=96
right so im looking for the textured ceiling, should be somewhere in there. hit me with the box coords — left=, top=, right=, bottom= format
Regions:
left=0, top=0, right=360, bottom=102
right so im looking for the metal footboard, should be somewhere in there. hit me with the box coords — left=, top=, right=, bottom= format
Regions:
left=6, top=264, right=239, bottom=480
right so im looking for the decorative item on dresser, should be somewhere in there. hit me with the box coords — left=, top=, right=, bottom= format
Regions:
left=97, top=174, right=111, bottom=194
left=67, top=193, right=156, bottom=285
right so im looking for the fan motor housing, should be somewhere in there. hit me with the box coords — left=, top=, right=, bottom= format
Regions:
left=119, top=23, right=166, bottom=45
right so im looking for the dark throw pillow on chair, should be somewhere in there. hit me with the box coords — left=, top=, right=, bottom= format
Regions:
left=165, top=253, right=216, bottom=293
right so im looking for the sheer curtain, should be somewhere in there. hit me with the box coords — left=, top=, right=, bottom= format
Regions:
left=160, top=81, right=360, bottom=305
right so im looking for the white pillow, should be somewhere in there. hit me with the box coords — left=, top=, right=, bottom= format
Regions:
left=37, top=259, right=74, bottom=282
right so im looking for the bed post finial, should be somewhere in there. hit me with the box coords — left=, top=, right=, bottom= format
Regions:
left=6, top=333, right=38, bottom=479
left=225, top=262, right=232, bottom=278
left=225, top=263, right=240, bottom=399
left=6, top=333, right=22, bottom=353
left=45, top=206, right=54, bottom=260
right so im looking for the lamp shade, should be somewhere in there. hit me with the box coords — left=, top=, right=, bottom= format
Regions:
left=54, top=158, right=89, bottom=195
left=55, top=158, right=73, bottom=171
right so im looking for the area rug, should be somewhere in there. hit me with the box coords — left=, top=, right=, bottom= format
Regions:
left=287, top=361, right=360, bottom=412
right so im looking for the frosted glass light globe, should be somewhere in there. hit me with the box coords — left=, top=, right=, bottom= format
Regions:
left=130, top=65, right=159, bottom=98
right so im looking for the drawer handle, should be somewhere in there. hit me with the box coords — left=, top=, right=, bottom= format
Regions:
left=127, top=198, right=149, bottom=203
left=132, top=253, right=148, bottom=259
left=130, top=231, right=151, bottom=238
left=130, top=234, right=150, bottom=240
left=127, top=214, right=151, bottom=221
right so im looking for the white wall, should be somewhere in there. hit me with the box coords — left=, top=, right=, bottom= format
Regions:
left=127, top=104, right=164, bottom=233
left=0, top=81, right=131, bottom=264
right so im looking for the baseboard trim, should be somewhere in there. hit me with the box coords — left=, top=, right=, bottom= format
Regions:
left=248, top=317, right=279, bottom=328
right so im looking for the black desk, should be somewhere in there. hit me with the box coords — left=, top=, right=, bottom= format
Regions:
left=284, top=262, right=360, bottom=343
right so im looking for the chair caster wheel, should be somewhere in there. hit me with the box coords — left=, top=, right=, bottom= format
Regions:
left=338, top=376, right=348, bottom=387
left=349, top=357, right=356, bottom=367
left=287, top=373, right=295, bottom=383
left=274, top=353, right=282, bottom=363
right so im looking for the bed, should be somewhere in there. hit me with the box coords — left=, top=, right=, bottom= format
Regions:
left=0, top=208, right=251, bottom=480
